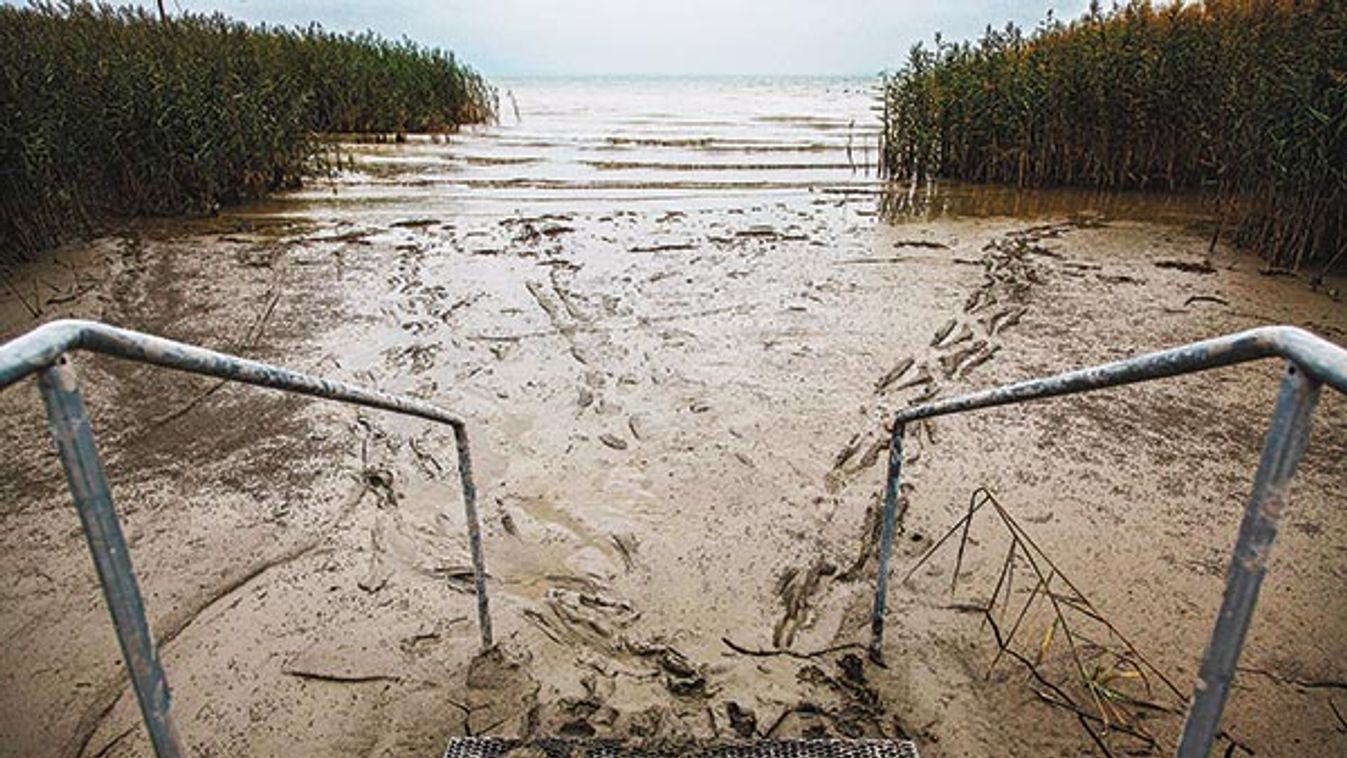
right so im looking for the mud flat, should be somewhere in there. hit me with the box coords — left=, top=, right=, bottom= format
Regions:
left=1, top=78, right=1344, bottom=757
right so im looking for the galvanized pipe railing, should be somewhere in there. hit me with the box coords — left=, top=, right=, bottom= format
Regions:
left=0, top=319, right=494, bottom=758
left=867, top=325, right=1347, bottom=758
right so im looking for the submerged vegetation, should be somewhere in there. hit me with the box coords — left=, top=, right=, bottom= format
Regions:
left=0, top=2, right=494, bottom=263
left=879, top=0, right=1347, bottom=270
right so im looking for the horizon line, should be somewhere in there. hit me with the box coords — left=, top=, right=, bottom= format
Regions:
left=485, top=71, right=886, bottom=79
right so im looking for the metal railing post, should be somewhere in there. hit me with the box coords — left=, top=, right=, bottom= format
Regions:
left=1176, top=361, right=1322, bottom=757
left=453, top=424, right=492, bottom=648
left=37, top=355, right=184, bottom=758
left=869, top=422, right=906, bottom=663
left=4, top=320, right=1345, bottom=756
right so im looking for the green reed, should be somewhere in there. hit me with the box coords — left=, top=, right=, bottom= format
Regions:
left=879, top=0, right=1346, bottom=270
left=0, top=2, right=495, bottom=262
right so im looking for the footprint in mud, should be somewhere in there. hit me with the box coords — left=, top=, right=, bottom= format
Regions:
left=494, top=492, right=626, bottom=586
left=772, top=558, right=838, bottom=648
left=519, top=585, right=715, bottom=709
left=524, top=280, right=575, bottom=335
left=523, top=273, right=631, bottom=390
left=527, top=672, right=708, bottom=746
left=465, top=645, right=540, bottom=735
left=826, top=431, right=888, bottom=493
left=627, top=414, right=649, bottom=442
left=874, top=357, right=914, bottom=393
left=939, top=339, right=987, bottom=378
left=934, top=321, right=974, bottom=348
left=383, top=342, right=440, bottom=374
left=829, top=222, right=1077, bottom=494
left=341, top=422, right=492, bottom=595
left=522, top=588, right=641, bottom=654
left=714, top=646, right=908, bottom=740
left=786, top=654, right=901, bottom=738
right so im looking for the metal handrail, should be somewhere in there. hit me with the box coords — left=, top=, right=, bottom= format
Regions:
left=867, top=325, right=1347, bottom=758
left=0, top=319, right=495, bottom=758
left=7, top=320, right=1344, bottom=758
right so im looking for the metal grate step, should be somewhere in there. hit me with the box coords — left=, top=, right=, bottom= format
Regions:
left=443, top=737, right=920, bottom=758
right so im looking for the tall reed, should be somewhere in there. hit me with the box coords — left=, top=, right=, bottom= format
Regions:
left=0, top=2, right=495, bottom=263
left=879, top=0, right=1346, bottom=270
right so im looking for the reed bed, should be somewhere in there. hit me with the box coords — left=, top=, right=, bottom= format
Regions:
left=879, top=0, right=1346, bottom=270
left=0, top=3, right=495, bottom=263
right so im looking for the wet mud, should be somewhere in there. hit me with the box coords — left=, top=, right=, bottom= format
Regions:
left=1, top=78, right=1344, bottom=757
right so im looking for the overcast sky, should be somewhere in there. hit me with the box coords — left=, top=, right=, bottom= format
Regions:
left=29, top=1, right=1093, bottom=76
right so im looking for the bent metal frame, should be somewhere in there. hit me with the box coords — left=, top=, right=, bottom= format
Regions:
left=0, top=319, right=490, bottom=758
left=2, top=319, right=1344, bottom=757
left=867, top=325, right=1347, bottom=758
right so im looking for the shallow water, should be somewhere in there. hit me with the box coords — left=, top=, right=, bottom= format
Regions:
left=260, top=74, right=1226, bottom=236
left=879, top=178, right=1217, bottom=226
left=272, top=75, right=883, bottom=218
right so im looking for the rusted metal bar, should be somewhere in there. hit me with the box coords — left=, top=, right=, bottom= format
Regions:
left=36, top=356, right=185, bottom=758
left=868, top=422, right=905, bottom=664
left=1176, top=362, right=1321, bottom=758
left=870, top=327, right=1345, bottom=756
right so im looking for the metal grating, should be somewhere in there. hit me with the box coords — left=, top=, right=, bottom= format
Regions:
left=443, top=738, right=920, bottom=758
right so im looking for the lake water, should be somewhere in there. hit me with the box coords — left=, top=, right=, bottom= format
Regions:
left=283, top=74, right=1215, bottom=227
left=292, top=75, right=885, bottom=218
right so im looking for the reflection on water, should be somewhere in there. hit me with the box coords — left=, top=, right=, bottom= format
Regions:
left=880, top=179, right=1219, bottom=226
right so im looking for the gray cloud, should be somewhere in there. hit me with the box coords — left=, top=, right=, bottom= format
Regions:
left=21, top=1, right=1093, bottom=76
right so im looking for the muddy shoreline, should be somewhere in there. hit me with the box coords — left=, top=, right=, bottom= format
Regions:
left=2, top=77, right=1345, bottom=758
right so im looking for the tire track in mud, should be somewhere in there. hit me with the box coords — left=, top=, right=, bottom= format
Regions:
left=771, top=218, right=1103, bottom=646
